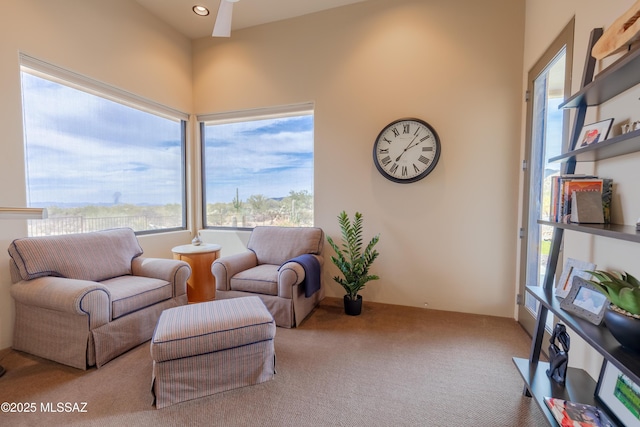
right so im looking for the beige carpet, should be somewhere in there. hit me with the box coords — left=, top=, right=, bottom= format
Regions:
left=0, top=298, right=545, bottom=426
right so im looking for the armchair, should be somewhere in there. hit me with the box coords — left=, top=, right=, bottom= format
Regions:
left=212, top=226, right=324, bottom=328
left=8, top=228, right=190, bottom=369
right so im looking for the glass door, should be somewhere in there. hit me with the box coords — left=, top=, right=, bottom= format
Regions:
left=518, top=20, right=573, bottom=335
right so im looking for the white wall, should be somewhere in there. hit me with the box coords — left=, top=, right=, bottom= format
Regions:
left=0, top=0, right=194, bottom=349
left=0, top=0, right=527, bottom=350
left=194, top=0, right=526, bottom=317
left=521, top=0, right=640, bottom=377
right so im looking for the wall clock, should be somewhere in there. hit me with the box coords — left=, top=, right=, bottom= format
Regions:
left=372, top=118, right=441, bottom=183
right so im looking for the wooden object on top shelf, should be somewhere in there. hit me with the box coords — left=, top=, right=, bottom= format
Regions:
left=591, top=0, right=640, bottom=60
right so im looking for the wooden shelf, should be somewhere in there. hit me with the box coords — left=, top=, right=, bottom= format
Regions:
left=560, top=45, right=640, bottom=109
left=538, top=220, right=640, bottom=244
left=549, top=129, right=640, bottom=163
left=512, top=358, right=606, bottom=426
left=526, top=286, right=640, bottom=386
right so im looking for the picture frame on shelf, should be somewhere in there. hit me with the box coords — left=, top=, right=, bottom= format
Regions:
left=578, top=118, right=614, bottom=148
left=560, top=276, right=608, bottom=325
left=596, top=360, right=640, bottom=427
left=555, top=257, right=596, bottom=299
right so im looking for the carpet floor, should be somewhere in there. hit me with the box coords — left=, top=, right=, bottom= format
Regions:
left=0, top=297, right=546, bottom=426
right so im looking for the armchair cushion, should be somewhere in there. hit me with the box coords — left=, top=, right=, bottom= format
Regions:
left=231, top=265, right=278, bottom=296
left=8, top=228, right=143, bottom=282
left=100, top=276, right=173, bottom=319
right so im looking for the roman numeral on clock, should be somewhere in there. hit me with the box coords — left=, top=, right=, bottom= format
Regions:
left=379, top=148, right=389, bottom=154
left=381, top=156, right=392, bottom=166
left=403, top=124, right=410, bottom=134
left=413, top=163, right=420, bottom=173
left=392, top=128, right=400, bottom=137
left=402, top=166, right=408, bottom=176
left=422, top=146, right=433, bottom=152
left=419, top=155, right=430, bottom=164
left=390, top=163, right=398, bottom=174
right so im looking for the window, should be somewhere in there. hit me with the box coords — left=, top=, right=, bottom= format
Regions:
left=517, top=19, right=573, bottom=336
left=20, top=55, right=187, bottom=236
left=200, top=104, right=314, bottom=228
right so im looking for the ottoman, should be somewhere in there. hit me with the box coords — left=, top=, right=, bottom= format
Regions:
left=150, top=296, right=276, bottom=408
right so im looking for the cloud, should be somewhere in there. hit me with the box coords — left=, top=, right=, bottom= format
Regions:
left=204, top=116, right=314, bottom=203
left=22, top=73, right=183, bottom=206
left=21, top=72, right=314, bottom=208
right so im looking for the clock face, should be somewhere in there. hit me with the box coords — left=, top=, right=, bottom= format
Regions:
left=373, top=118, right=441, bottom=183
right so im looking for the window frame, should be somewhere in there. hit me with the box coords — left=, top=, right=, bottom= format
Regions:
left=198, top=102, right=315, bottom=231
left=19, top=53, right=189, bottom=236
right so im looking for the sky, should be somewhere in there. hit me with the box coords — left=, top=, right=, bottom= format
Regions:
left=21, top=72, right=314, bottom=208
left=22, top=72, right=183, bottom=207
left=203, top=115, right=314, bottom=204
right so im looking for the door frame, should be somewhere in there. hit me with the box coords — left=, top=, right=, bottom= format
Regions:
left=518, top=18, right=574, bottom=336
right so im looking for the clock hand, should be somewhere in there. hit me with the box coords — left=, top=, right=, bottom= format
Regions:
left=395, top=133, right=421, bottom=161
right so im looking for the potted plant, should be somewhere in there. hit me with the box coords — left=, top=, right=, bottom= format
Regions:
left=326, top=211, right=380, bottom=316
left=586, top=270, right=640, bottom=352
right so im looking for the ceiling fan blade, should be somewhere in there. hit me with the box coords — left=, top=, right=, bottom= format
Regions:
left=212, top=0, right=234, bottom=37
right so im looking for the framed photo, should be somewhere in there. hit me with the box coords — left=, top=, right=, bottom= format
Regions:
left=578, top=118, right=614, bottom=148
left=596, top=360, right=640, bottom=427
left=555, top=257, right=596, bottom=299
left=560, top=276, right=608, bottom=325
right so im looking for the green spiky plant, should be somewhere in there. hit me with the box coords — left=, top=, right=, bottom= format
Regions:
left=326, top=211, right=380, bottom=301
left=586, top=270, right=640, bottom=315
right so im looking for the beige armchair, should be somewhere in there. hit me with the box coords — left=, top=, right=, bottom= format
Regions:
left=8, top=228, right=190, bottom=369
left=212, top=226, right=324, bottom=328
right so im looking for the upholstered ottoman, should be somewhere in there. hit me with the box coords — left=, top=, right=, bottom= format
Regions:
left=150, top=296, right=276, bottom=408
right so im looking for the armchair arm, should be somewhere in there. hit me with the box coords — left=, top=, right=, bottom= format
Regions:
left=11, top=277, right=111, bottom=327
left=212, top=251, right=258, bottom=291
left=278, top=254, right=323, bottom=298
left=131, top=257, right=190, bottom=298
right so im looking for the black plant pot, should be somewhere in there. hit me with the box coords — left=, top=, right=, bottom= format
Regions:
left=604, top=306, right=640, bottom=353
left=344, top=295, right=363, bottom=316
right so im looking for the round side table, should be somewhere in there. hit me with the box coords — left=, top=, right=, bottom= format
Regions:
left=171, top=243, right=222, bottom=303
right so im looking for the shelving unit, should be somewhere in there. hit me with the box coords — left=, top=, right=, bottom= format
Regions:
left=514, top=31, right=640, bottom=426
left=538, top=220, right=640, bottom=244
left=560, top=44, right=640, bottom=109
left=549, top=128, right=640, bottom=163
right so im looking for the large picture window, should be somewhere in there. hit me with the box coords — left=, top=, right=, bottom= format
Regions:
left=200, top=104, right=314, bottom=228
left=20, top=55, right=187, bottom=236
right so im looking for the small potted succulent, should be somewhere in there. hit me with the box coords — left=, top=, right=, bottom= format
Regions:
left=326, top=211, right=380, bottom=316
left=586, top=270, right=640, bottom=352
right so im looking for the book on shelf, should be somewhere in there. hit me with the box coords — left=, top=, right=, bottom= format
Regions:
left=571, top=191, right=605, bottom=223
left=548, top=175, right=612, bottom=223
left=544, top=397, right=615, bottom=427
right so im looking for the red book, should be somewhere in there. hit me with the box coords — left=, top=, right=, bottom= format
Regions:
left=544, top=397, right=614, bottom=427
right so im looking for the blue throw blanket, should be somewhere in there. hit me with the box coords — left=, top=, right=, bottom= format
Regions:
left=286, top=254, right=321, bottom=297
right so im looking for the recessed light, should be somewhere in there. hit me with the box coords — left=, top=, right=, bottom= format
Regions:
left=192, top=5, right=210, bottom=16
